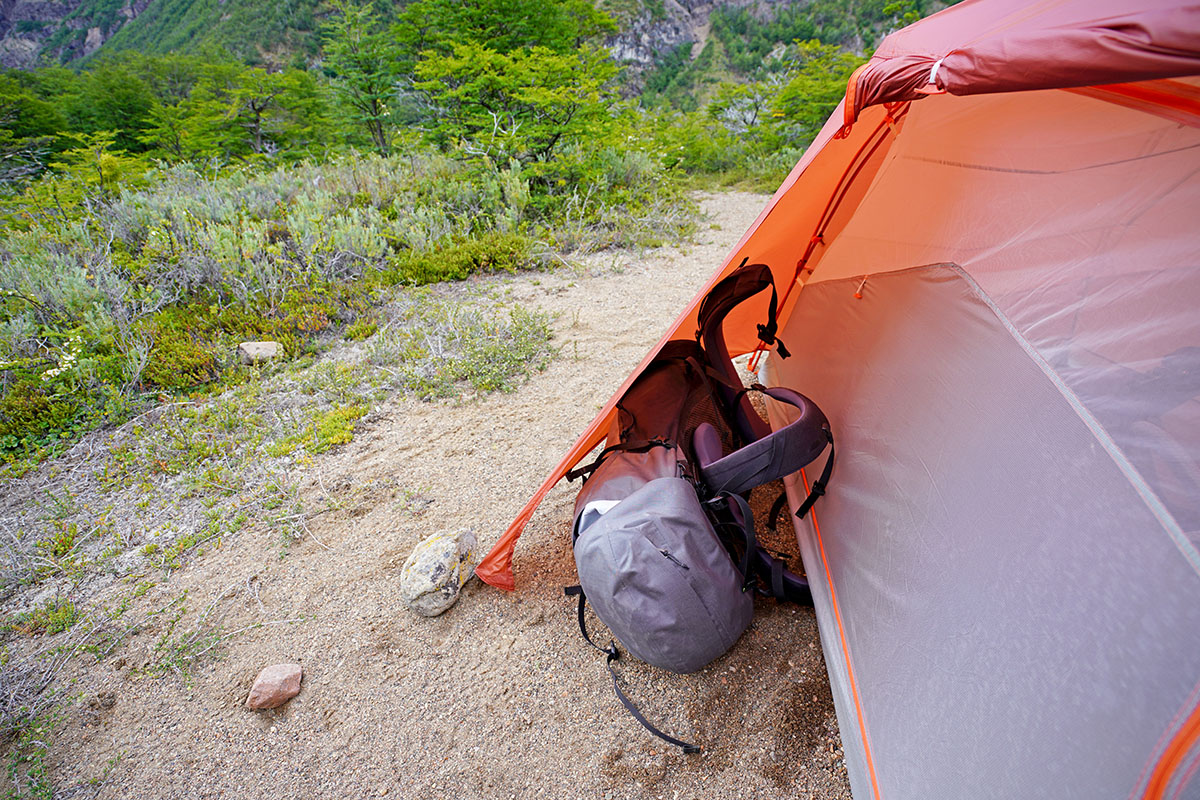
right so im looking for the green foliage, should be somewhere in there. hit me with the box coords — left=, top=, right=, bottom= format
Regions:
left=344, top=317, right=378, bottom=341
left=368, top=291, right=555, bottom=398
left=639, top=42, right=713, bottom=112
left=322, top=0, right=399, bottom=155
left=4, top=704, right=60, bottom=800
left=1, top=139, right=678, bottom=461
left=306, top=403, right=367, bottom=454
left=455, top=305, right=556, bottom=393
left=414, top=42, right=619, bottom=164
left=92, top=0, right=324, bottom=65
left=393, top=0, right=616, bottom=67
left=646, top=37, right=864, bottom=188
left=6, top=598, right=79, bottom=636
left=773, top=40, right=866, bottom=142
left=384, top=232, right=536, bottom=285
left=139, top=311, right=220, bottom=390
left=67, top=58, right=158, bottom=152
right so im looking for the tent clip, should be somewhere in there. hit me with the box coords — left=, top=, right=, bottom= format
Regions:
left=854, top=276, right=869, bottom=299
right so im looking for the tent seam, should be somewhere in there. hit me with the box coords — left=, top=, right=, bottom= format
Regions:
left=949, top=264, right=1200, bottom=578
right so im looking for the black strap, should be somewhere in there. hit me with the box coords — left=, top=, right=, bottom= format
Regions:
left=565, top=438, right=675, bottom=483
left=767, top=490, right=789, bottom=530
left=754, top=275, right=791, bottom=360
left=796, top=430, right=834, bottom=520
left=706, top=491, right=757, bottom=590
left=563, top=586, right=701, bottom=754
left=770, top=557, right=785, bottom=599
left=686, top=356, right=745, bottom=395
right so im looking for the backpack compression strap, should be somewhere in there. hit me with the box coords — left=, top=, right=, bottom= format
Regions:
left=562, top=586, right=701, bottom=754
left=565, top=438, right=676, bottom=483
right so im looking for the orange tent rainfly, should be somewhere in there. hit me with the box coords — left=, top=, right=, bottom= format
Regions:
left=478, top=1, right=1200, bottom=797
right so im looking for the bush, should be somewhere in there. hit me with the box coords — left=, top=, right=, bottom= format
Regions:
left=368, top=290, right=555, bottom=398
left=0, top=145, right=693, bottom=460
left=382, top=232, right=537, bottom=285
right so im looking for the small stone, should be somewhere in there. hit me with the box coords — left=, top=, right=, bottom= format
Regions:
left=245, top=663, right=302, bottom=710
left=237, top=341, right=282, bottom=365
left=399, top=528, right=477, bottom=617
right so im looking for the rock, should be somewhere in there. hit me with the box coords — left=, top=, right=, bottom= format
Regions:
left=237, top=341, right=282, bottom=364
left=83, top=26, right=103, bottom=56
left=245, top=663, right=303, bottom=710
left=399, top=529, right=477, bottom=617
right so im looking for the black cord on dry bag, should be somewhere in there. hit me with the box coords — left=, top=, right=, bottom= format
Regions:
left=565, top=439, right=676, bottom=483
left=563, top=586, right=701, bottom=754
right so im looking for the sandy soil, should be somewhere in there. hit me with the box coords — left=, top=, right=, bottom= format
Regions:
left=50, top=192, right=851, bottom=800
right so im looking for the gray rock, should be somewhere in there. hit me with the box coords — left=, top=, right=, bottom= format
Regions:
left=399, top=529, right=477, bottom=617
left=246, top=663, right=302, bottom=710
left=237, top=341, right=282, bottom=364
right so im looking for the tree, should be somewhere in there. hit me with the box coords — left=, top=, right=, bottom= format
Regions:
left=413, top=42, right=618, bottom=164
left=0, top=75, right=66, bottom=188
left=322, top=0, right=398, bottom=155
left=706, top=81, right=771, bottom=134
left=68, top=57, right=158, bottom=152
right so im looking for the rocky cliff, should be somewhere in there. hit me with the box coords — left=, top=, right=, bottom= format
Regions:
left=608, top=0, right=795, bottom=68
left=0, top=0, right=150, bottom=69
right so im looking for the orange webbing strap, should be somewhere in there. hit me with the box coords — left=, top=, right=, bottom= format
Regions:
left=839, top=63, right=872, bottom=139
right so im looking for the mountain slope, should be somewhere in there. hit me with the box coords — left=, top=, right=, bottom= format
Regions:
left=1, top=0, right=931, bottom=72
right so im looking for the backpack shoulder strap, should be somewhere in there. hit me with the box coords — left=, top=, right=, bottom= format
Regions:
left=696, top=260, right=790, bottom=443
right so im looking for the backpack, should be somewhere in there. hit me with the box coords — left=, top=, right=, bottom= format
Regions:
left=564, top=260, right=835, bottom=752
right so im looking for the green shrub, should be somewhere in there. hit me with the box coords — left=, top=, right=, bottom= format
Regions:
left=0, top=381, right=79, bottom=439
left=308, top=404, right=367, bottom=453
left=383, top=232, right=537, bottom=285
left=7, top=598, right=80, bottom=636
left=369, top=290, right=555, bottom=398
left=345, top=317, right=378, bottom=341
left=140, top=320, right=219, bottom=390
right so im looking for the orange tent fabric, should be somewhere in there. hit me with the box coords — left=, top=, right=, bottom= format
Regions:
left=476, top=0, right=1200, bottom=592
left=477, top=0, right=1200, bottom=587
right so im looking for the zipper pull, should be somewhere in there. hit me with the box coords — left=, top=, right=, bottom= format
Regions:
left=659, top=549, right=689, bottom=570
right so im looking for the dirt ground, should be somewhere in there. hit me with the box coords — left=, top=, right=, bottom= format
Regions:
left=44, top=192, right=851, bottom=800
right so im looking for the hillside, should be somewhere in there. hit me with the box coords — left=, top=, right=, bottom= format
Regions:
left=0, top=0, right=935, bottom=72
left=0, top=0, right=318, bottom=68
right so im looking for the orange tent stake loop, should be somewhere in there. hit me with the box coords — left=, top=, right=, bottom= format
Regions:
left=837, top=63, right=872, bottom=138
